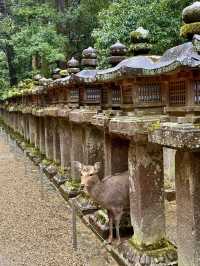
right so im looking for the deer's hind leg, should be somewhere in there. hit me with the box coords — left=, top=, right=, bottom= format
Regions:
left=107, top=210, right=113, bottom=244
left=113, top=208, right=123, bottom=245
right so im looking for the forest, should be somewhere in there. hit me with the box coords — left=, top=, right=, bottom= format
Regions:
left=0, top=0, right=193, bottom=98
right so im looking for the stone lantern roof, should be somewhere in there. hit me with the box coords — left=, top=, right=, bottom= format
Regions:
left=52, top=68, right=61, bottom=75
left=52, top=68, right=61, bottom=80
left=81, top=47, right=97, bottom=69
left=33, top=74, right=43, bottom=85
left=68, top=57, right=79, bottom=68
left=182, top=2, right=200, bottom=23
left=109, top=41, right=127, bottom=66
left=82, top=47, right=97, bottom=58
left=68, top=34, right=200, bottom=85
left=181, top=2, right=200, bottom=40
left=67, top=57, right=80, bottom=74
left=110, top=41, right=127, bottom=56
left=34, top=74, right=43, bottom=82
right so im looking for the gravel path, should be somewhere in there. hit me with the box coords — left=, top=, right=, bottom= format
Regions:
left=0, top=131, right=118, bottom=266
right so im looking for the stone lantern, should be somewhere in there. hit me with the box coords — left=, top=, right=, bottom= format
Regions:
left=181, top=2, right=200, bottom=40
left=33, top=74, right=43, bottom=85
left=109, top=41, right=127, bottom=67
left=67, top=57, right=80, bottom=74
left=81, top=47, right=97, bottom=69
left=129, top=27, right=152, bottom=56
left=52, top=68, right=61, bottom=80
left=59, top=69, right=69, bottom=78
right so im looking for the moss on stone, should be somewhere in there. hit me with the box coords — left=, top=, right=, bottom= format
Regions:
left=58, top=166, right=66, bottom=176
left=24, top=142, right=34, bottom=149
left=64, top=179, right=81, bottom=191
left=1, top=79, right=36, bottom=101
left=129, top=43, right=152, bottom=54
left=164, top=178, right=174, bottom=190
left=194, top=123, right=200, bottom=129
left=130, top=27, right=150, bottom=43
left=148, top=121, right=161, bottom=132
left=60, top=69, right=69, bottom=77
left=180, top=22, right=200, bottom=39
left=130, top=31, right=143, bottom=42
left=129, top=236, right=177, bottom=257
left=30, top=147, right=44, bottom=159
left=42, top=158, right=53, bottom=166
left=95, top=209, right=109, bottom=225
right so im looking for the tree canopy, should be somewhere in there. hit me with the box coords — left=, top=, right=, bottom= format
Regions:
left=93, top=0, right=193, bottom=67
left=0, top=0, right=195, bottom=94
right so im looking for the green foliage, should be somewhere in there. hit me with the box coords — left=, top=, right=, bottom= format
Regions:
left=0, top=52, right=9, bottom=94
left=13, top=25, right=67, bottom=78
left=93, top=0, right=193, bottom=67
left=0, top=0, right=110, bottom=96
left=1, top=79, right=35, bottom=100
left=0, top=17, right=15, bottom=37
left=0, top=0, right=67, bottom=86
left=93, top=0, right=140, bottom=67
left=58, top=0, right=112, bottom=60
left=1, top=0, right=197, bottom=96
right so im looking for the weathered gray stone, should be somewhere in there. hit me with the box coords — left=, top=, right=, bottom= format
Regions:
left=52, top=118, right=61, bottom=164
left=39, top=117, right=45, bottom=154
left=70, top=123, right=84, bottom=180
left=149, top=122, right=200, bottom=151
left=129, top=140, right=165, bottom=246
left=58, top=119, right=71, bottom=169
left=44, top=117, right=54, bottom=160
left=175, top=151, right=200, bottom=266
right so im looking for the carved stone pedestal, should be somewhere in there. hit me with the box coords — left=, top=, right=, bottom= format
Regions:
left=44, top=117, right=54, bottom=160
left=39, top=117, right=45, bottom=154
left=128, top=140, right=177, bottom=265
left=59, top=119, right=71, bottom=169
left=52, top=119, right=61, bottom=164
left=70, top=123, right=84, bottom=180
left=175, top=151, right=200, bottom=266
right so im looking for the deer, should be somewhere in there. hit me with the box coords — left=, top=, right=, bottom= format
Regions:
left=74, top=161, right=130, bottom=245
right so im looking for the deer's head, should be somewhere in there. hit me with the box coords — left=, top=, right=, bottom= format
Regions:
left=74, top=161, right=101, bottom=189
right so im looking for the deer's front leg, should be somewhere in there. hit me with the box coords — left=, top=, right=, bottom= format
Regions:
left=107, top=211, right=113, bottom=244
left=114, top=209, right=123, bottom=246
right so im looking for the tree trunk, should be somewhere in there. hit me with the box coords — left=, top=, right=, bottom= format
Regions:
left=0, top=0, right=17, bottom=85
left=0, top=0, right=7, bottom=16
left=41, top=57, right=50, bottom=77
left=55, top=0, right=65, bottom=12
left=5, top=44, right=17, bottom=86
left=32, top=53, right=41, bottom=71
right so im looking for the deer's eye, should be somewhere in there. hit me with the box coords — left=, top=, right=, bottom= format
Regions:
left=89, top=173, right=93, bottom=176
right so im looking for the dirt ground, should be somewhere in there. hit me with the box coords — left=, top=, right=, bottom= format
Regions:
left=0, top=132, right=118, bottom=266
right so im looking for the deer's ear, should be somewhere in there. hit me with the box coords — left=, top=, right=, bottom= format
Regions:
left=94, top=162, right=101, bottom=172
left=73, top=161, right=83, bottom=172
